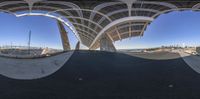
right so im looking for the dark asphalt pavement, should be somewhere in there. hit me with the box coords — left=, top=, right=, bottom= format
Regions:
left=1, top=51, right=200, bottom=99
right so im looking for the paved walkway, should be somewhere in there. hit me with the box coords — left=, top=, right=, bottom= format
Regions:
left=122, top=51, right=181, bottom=60
left=179, top=51, right=200, bottom=74
left=1, top=51, right=200, bottom=99
left=0, top=51, right=74, bottom=80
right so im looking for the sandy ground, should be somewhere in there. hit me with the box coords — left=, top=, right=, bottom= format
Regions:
left=0, top=51, right=74, bottom=80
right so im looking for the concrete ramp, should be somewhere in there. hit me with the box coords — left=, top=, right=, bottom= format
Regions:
left=0, top=51, right=74, bottom=80
left=179, top=52, right=200, bottom=74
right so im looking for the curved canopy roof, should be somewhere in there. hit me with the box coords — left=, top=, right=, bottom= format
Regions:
left=0, top=0, right=200, bottom=49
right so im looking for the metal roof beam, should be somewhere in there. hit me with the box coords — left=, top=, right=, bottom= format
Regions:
left=90, top=16, right=154, bottom=48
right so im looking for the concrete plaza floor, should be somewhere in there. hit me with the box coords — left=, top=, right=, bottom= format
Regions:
left=1, top=51, right=200, bottom=99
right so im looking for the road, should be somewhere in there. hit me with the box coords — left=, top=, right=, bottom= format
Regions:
left=1, top=51, right=200, bottom=99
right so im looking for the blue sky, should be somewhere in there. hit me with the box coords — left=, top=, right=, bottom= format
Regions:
left=115, top=10, right=200, bottom=49
left=0, top=12, right=78, bottom=49
left=0, top=10, right=200, bottom=49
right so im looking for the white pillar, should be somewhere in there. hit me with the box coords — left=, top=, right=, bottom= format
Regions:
left=75, top=41, right=80, bottom=50
left=100, top=34, right=116, bottom=52
left=57, top=20, right=71, bottom=51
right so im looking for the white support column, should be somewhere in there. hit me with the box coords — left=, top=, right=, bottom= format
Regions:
left=115, top=27, right=122, bottom=40
left=100, top=34, right=116, bottom=52
left=24, top=0, right=43, bottom=12
left=107, top=33, right=114, bottom=42
left=140, top=22, right=148, bottom=36
left=89, top=16, right=154, bottom=49
left=57, top=20, right=71, bottom=51
left=75, top=41, right=80, bottom=50
left=129, top=22, right=132, bottom=37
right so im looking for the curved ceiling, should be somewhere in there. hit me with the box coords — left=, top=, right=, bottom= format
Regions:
left=0, top=0, right=200, bottom=49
